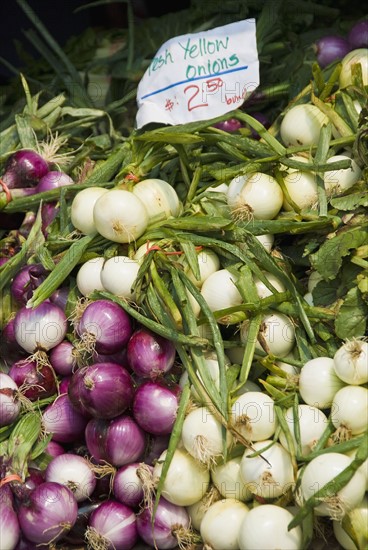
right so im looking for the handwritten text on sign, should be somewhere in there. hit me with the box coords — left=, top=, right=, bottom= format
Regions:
left=136, top=19, right=259, bottom=128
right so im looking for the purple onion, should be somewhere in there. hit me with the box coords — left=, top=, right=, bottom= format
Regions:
left=35, top=170, right=74, bottom=193
left=18, top=482, right=78, bottom=545
left=85, top=415, right=146, bottom=468
left=248, top=111, right=271, bottom=139
left=144, top=434, right=171, bottom=465
left=77, top=299, right=133, bottom=355
left=348, top=19, right=368, bottom=48
left=24, top=468, right=45, bottom=493
left=42, top=394, right=89, bottom=443
left=0, top=373, right=21, bottom=427
left=14, top=302, right=67, bottom=354
left=58, top=376, right=71, bottom=395
left=2, top=149, right=49, bottom=189
left=315, top=35, right=351, bottom=68
left=0, top=503, right=20, bottom=550
left=136, top=497, right=191, bottom=549
left=68, top=362, right=134, bottom=419
left=41, top=202, right=59, bottom=236
left=92, top=346, right=128, bottom=367
left=49, top=286, right=69, bottom=311
left=0, top=484, right=14, bottom=508
left=133, top=380, right=180, bottom=435
left=87, top=500, right=138, bottom=550
left=64, top=501, right=101, bottom=545
left=44, top=440, right=65, bottom=459
left=113, top=462, right=153, bottom=508
left=213, top=118, right=244, bottom=132
left=8, top=359, right=57, bottom=400
left=45, top=453, right=96, bottom=502
left=127, top=327, right=176, bottom=379
left=10, top=264, right=48, bottom=305
left=0, top=318, right=27, bottom=364
left=49, top=340, right=76, bottom=376
left=0, top=257, right=9, bottom=267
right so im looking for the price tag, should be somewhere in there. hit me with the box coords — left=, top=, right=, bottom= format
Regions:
left=136, top=19, right=259, bottom=129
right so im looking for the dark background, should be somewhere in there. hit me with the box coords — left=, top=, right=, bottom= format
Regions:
left=0, top=0, right=191, bottom=83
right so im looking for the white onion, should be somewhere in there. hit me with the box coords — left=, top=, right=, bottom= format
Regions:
left=339, top=48, right=368, bottom=88
left=307, top=270, right=323, bottom=293
left=298, top=356, right=345, bottom=409
left=184, top=248, right=220, bottom=287
left=100, top=255, right=140, bottom=299
left=280, top=104, right=329, bottom=147
left=255, top=233, right=274, bottom=252
left=71, top=187, right=108, bottom=235
left=181, top=407, right=232, bottom=466
left=227, top=172, right=283, bottom=220
left=333, top=339, right=368, bottom=385
left=186, top=487, right=221, bottom=531
left=283, top=170, right=318, bottom=211
left=324, top=155, right=362, bottom=195
left=331, top=385, right=368, bottom=437
left=240, top=440, right=295, bottom=499
left=153, top=448, right=210, bottom=506
left=45, top=453, right=96, bottom=502
left=254, top=272, right=285, bottom=299
left=238, top=504, right=303, bottom=550
left=76, top=256, right=105, bottom=296
left=211, top=456, right=253, bottom=502
left=200, top=269, right=242, bottom=312
left=230, top=391, right=277, bottom=442
left=240, top=312, right=296, bottom=358
left=299, top=452, right=366, bottom=519
left=332, top=494, right=368, bottom=550
left=93, top=189, right=148, bottom=243
left=278, top=404, right=328, bottom=457
left=131, top=178, right=181, bottom=224
left=200, top=498, right=249, bottom=550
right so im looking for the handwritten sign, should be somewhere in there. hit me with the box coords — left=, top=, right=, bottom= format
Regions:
left=136, top=19, right=259, bottom=129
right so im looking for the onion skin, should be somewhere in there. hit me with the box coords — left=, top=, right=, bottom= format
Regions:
left=87, top=500, right=138, bottom=550
left=68, top=362, right=134, bottom=419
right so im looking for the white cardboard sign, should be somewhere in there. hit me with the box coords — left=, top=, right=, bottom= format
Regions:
left=136, top=19, right=259, bottom=129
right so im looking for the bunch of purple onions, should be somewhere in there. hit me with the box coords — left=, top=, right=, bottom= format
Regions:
left=0, top=287, right=190, bottom=549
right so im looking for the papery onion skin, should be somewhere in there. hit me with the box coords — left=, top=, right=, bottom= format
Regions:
left=137, top=496, right=190, bottom=549
left=17, top=482, right=78, bottom=545
left=77, top=299, right=133, bottom=355
left=85, top=415, right=146, bottom=467
left=127, top=327, right=176, bottom=379
left=132, top=381, right=180, bottom=435
left=87, top=499, right=138, bottom=550
left=42, top=394, right=89, bottom=443
left=68, top=362, right=134, bottom=419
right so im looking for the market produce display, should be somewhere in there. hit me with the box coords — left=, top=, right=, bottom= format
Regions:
left=0, top=1, right=367, bottom=549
